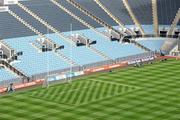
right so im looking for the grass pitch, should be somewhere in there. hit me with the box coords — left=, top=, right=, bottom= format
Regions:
left=0, top=59, right=180, bottom=120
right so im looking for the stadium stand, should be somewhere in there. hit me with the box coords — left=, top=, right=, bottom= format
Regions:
left=0, top=0, right=179, bottom=89
left=97, top=0, right=134, bottom=25
left=70, top=0, right=117, bottom=26
left=157, top=0, right=180, bottom=25
left=136, top=38, right=166, bottom=51
left=128, top=0, right=153, bottom=25
left=21, top=0, right=100, bottom=32
left=3, top=37, right=70, bottom=76
left=9, top=4, right=51, bottom=35
left=46, top=33, right=105, bottom=65
left=122, top=0, right=145, bottom=35
left=167, top=8, right=180, bottom=36
left=76, top=28, right=145, bottom=59
left=0, top=12, right=34, bottom=39
left=0, top=67, right=18, bottom=82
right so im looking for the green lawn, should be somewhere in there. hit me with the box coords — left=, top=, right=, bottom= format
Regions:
left=0, top=59, right=180, bottom=120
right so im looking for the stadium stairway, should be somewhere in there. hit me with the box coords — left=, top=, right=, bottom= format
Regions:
left=8, top=9, right=57, bottom=51
left=0, top=12, right=35, bottom=39
left=17, top=2, right=75, bottom=45
left=17, top=2, right=111, bottom=61
left=3, top=36, right=72, bottom=76
left=50, top=0, right=109, bottom=39
left=78, top=28, right=145, bottom=59
left=152, top=0, right=159, bottom=36
left=128, top=0, right=153, bottom=25
left=93, top=0, right=135, bottom=36
left=167, top=8, right=180, bottom=36
left=50, top=0, right=148, bottom=54
left=96, top=0, right=134, bottom=25
left=31, top=40, right=42, bottom=52
left=8, top=9, right=78, bottom=66
left=130, top=40, right=151, bottom=52
left=65, top=0, right=126, bottom=38
left=161, top=39, right=178, bottom=54
left=93, top=0, right=124, bottom=29
left=55, top=50, right=78, bottom=66
left=8, top=9, right=55, bottom=48
left=122, top=0, right=145, bottom=35
left=88, top=46, right=111, bottom=60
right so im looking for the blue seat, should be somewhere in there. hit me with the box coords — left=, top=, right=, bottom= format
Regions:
left=137, top=38, right=166, bottom=51
left=4, top=36, right=70, bottom=76
left=72, top=28, right=145, bottom=59
left=0, top=68, right=18, bottom=82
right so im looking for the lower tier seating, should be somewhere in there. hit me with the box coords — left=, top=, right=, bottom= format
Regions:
left=75, top=28, right=145, bottom=59
left=136, top=38, right=166, bottom=51
left=0, top=67, right=18, bottom=82
left=3, top=36, right=70, bottom=76
left=3, top=28, right=146, bottom=76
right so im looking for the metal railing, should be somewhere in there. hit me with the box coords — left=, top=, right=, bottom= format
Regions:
left=0, top=51, right=155, bottom=87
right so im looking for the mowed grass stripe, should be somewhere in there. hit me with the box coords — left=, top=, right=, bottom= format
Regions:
left=61, top=81, right=86, bottom=103
left=70, top=81, right=91, bottom=104
left=0, top=59, right=180, bottom=120
left=73, top=82, right=99, bottom=104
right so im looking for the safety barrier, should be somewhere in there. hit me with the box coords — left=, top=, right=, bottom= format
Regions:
left=0, top=79, right=43, bottom=93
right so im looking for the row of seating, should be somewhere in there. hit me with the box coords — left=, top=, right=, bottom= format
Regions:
left=0, top=0, right=179, bottom=82
left=0, top=12, right=34, bottom=39
left=2, top=26, right=149, bottom=76
left=46, top=33, right=103, bottom=65
left=3, top=36, right=69, bottom=76
left=0, top=0, right=179, bottom=39
left=9, top=4, right=52, bottom=35
left=157, top=0, right=180, bottom=25
left=128, top=0, right=153, bottom=25
left=0, top=67, right=18, bottom=82
left=136, top=38, right=166, bottom=51
left=77, top=28, right=144, bottom=59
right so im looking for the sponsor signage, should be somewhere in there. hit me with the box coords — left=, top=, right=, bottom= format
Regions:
left=47, top=71, right=84, bottom=81
left=84, top=62, right=128, bottom=74
left=128, top=56, right=155, bottom=65
left=0, top=79, right=44, bottom=93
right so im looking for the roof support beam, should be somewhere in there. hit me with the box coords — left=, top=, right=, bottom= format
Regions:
left=167, top=8, right=180, bottom=36
left=152, top=0, right=159, bottom=36
left=93, top=0, right=135, bottom=35
left=65, top=0, right=126, bottom=37
left=122, top=0, right=145, bottom=36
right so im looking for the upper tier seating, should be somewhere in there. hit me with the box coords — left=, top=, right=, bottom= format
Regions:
left=74, top=28, right=145, bottom=59
left=128, top=0, right=153, bottom=25
left=0, top=12, right=34, bottom=39
left=114, top=25, right=154, bottom=34
left=2, top=27, right=147, bottom=76
left=157, top=0, right=180, bottom=25
left=9, top=5, right=52, bottom=35
left=0, top=0, right=179, bottom=39
left=20, top=0, right=100, bottom=32
left=97, top=0, right=134, bottom=25
left=73, top=0, right=117, bottom=26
